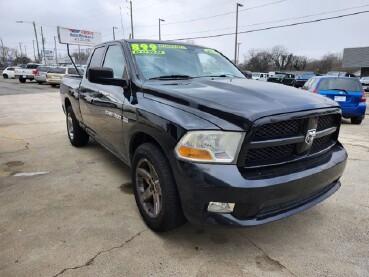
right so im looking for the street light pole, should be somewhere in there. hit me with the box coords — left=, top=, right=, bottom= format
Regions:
left=113, top=27, right=118, bottom=40
left=41, top=26, right=46, bottom=65
left=237, top=42, right=242, bottom=65
left=159, top=18, right=165, bottom=40
left=54, top=36, right=58, bottom=65
left=130, top=1, right=134, bottom=39
left=234, top=3, right=243, bottom=63
left=19, top=42, right=23, bottom=57
left=16, top=20, right=41, bottom=62
left=32, top=40, right=36, bottom=61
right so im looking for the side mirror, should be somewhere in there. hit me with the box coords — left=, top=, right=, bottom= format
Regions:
left=88, top=67, right=128, bottom=88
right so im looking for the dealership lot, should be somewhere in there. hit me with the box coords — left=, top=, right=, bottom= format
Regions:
left=0, top=78, right=368, bottom=276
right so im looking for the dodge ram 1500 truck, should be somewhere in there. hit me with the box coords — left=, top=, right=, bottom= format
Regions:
left=60, top=40, right=347, bottom=232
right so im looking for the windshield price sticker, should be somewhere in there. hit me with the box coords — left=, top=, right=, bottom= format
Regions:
left=131, top=43, right=187, bottom=54
left=204, top=48, right=220, bottom=55
left=131, top=43, right=165, bottom=55
left=158, top=44, right=187, bottom=49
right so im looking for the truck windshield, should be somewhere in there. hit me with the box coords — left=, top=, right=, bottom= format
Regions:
left=129, top=42, right=245, bottom=80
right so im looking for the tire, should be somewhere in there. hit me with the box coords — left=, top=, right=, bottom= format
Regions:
left=66, top=105, right=89, bottom=146
left=351, top=117, right=362, bottom=125
left=3, top=74, right=8, bottom=79
left=37, top=81, right=44, bottom=84
left=132, top=143, right=185, bottom=232
left=19, top=78, right=26, bottom=83
left=51, top=84, right=57, bottom=87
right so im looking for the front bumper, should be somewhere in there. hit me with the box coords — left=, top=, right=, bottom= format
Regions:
left=171, top=143, right=347, bottom=226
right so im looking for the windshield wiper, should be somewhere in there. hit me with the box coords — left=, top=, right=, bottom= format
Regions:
left=194, top=74, right=240, bottom=78
left=149, top=74, right=193, bottom=80
left=329, top=88, right=348, bottom=94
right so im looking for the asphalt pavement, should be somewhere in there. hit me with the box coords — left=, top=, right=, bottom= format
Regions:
left=0, top=77, right=368, bottom=277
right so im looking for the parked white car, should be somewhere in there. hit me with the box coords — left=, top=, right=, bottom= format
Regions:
left=2, top=67, right=18, bottom=79
left=252, top=72, right=269, bottom=81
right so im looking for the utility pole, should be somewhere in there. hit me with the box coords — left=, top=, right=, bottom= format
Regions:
left=24, top=45, right=27, bottom=58
left=113, top=27, right=118, bottom=40
left=19, top=42, right=23, bottom=57
left=32, top=40, right=36, bottom=61
left=159, top=18, right=165, bottom=40
left=237, top=43, right=242, bottom=65
left=130, top=1, right=134, bottom=39
left=32, top=21, right=41, bottom=62
left=41, top=26, right=46, bottom=65
left=54, top=36, right=58, bottom=65
left=78, top=45, right=81, bottom=67
left=120, top=6, right=125, bottom=39
left=234, top=2, right=243, bottom=63
left=0, top=38, right=5, bottom=63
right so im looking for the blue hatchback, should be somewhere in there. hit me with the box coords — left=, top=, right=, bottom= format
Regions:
left=302, top=76, right=366, bottom=124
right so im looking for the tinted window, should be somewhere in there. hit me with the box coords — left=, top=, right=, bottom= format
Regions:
left=49, top=68, right=66, bottom=74
left=8, top=68, right=14, bottom=71
left=89, top=46, right=105, bottom=68
left=318, top=78, right=362, bottom=92
left=26, top=64, right=39, bottom=69
left=103, top=45, right=126, bottom=78
left=67, top=68, right=83, bottom=75
left=37, top=66, right=50, bottom=72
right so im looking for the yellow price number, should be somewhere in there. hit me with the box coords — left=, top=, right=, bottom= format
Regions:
left=204, top=48, right=220, bottom=55
left=131, top=43, right=164, bottom=54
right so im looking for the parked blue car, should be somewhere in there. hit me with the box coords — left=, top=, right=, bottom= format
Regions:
left=302, top=76, right=366, bottom=124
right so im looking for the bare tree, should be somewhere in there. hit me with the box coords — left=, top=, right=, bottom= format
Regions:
left=244, top=49, right=274, bottom=72
left=291, top=55, right=307, bottom=71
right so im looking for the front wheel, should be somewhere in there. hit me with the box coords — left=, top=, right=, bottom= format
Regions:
left=351, top=117, right=363, bottom=125
left=66, top=105, right=89, bottom=146
left=3, top=74, right=8, bottom=79
left=132, top=143, right=185, bottom=232
left=19, top=78, right=26, bottom=83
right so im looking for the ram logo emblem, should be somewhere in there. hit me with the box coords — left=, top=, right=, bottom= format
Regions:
left=305, top=129, right=316, bottom=146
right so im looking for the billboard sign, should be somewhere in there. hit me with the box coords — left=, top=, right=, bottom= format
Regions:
left=57, top=26, right=102, bottom=46
left=42, top=50, right=54, bottom=57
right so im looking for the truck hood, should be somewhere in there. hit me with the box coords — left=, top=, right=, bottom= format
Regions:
left=141, top=78, right=340, bottom=131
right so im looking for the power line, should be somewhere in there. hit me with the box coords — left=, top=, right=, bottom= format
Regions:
left=134, top=0, right=286, bottom=28
left=138, top=3, right=369, bottom=37
left=170, top=10, right=369, bottom=41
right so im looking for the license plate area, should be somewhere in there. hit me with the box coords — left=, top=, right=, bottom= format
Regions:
left=334, top=96, right=346, bottom=102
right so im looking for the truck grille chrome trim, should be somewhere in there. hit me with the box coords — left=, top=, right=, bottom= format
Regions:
left=243, top=112, right=341, bottom=168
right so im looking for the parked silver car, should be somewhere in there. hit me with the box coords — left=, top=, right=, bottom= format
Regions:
left=34, top=66, right=52, bottom=84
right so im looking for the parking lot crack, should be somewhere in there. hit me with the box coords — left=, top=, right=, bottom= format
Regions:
left=235, top=230, right=296, bottom=276
left=52, top=228, right=148, bottom=277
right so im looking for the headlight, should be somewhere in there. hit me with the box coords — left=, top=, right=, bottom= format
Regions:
left=175, top=131, right=245, bottom=163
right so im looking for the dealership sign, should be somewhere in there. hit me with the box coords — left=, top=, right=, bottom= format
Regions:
left=57, top=26, right=102, bottom=46
left=42, top=50, right=54, bottom=57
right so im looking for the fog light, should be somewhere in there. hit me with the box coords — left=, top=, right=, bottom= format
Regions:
left=207, top=202, right=235, bottom=213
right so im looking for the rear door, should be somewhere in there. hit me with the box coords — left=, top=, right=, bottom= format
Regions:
left=317, top=78, right=363, bottom=108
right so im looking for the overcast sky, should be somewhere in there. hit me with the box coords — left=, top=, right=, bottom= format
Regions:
left=1, top=0, right=369, bottom=61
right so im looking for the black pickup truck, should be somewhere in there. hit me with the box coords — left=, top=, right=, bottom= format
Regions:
left=60, top=40, right=347, bottom=232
